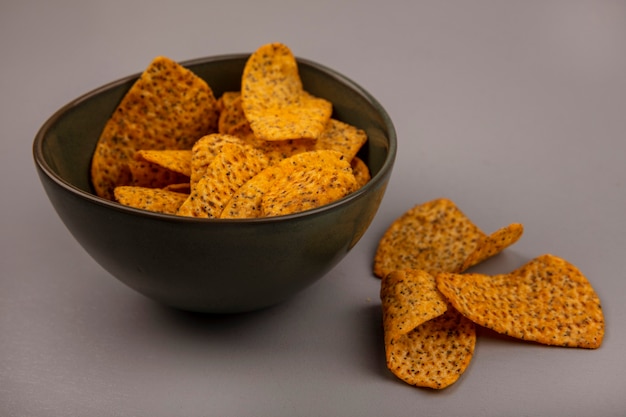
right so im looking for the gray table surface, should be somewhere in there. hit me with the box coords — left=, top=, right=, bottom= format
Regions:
left=2, top=1, right=625, bottom=416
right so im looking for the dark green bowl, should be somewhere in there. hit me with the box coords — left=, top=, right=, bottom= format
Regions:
left=33, top=54, right=396, bottom=313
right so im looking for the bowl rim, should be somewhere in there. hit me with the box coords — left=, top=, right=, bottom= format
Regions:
left=33, top=53, right=397, bottom=224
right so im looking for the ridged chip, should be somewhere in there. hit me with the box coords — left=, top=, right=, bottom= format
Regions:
left=177, top=142, right=269, bottom=218
left=436, top=254, right=605, bottom=349
left=127, top=159, right=189, bottom=189
left=315, top=119, right=368, bottom=162
left=220, top=164, right=284, bottom=219
left=189, top=134, right=243, bottom=187
left=91, top=56, right=219, bottom=200
left=350, top=156, right=371, bottom=188
left=114, top=186, right=188, bottom=215
left=134, top=149, right=192, bottom=177
left=374, top=198, right=523, bottom=278
left=381, top=270, right=476, bottom=389
left=260, top=150, right=357, bottom=217
left=241, top=42, right=332, bottom=141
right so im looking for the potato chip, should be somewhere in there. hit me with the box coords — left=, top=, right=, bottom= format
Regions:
left=261, top=150, right=357, bottom=217
left=91, top=56, right=219, bottom=200
left=386, top=308, right=476, bottom=390
left=436, top=254, right=605, bottom=349
left=350, top=156, right=371, bottom=188
left=460, top=223, right=524, bottom=272
left=114, top=186, right=188, bottom=215
left=127, top=159, right=189, bottom=189
left=177, top=142, right=269, bottom=218
left=241, top=42, right=332, bottom=141
left=134, top=149, right=192, bottom=177
left=220, top=164, right=284, bottom=219
left=189, top=134, right=243, bottom=187
left=217, top=92, right=248, bottom=135
left=374, top=198, right=522, bottom=278
left=381, top=270, right=475, bottom=389
left=162, top=183, right=191, bottom=194
left=381, top=270, right=449, bottom=342
left=315, top=119, right=368, bottom=162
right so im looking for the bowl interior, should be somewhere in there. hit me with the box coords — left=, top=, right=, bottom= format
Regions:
left=37, top=55, right=394, bottom=201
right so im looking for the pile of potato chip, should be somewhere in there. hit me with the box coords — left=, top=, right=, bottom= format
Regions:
left=90, top=42, right=370, bottom=218
left=375, top=198, right=605, bottom=389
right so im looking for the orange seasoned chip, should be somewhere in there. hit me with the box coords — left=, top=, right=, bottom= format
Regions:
left=254, top=138, right=316, bottom=164
left=350, top=156, right=371, bottom=188
left=134, top=149, right=192, bottom=177
left=241, top=42, right=332, bottom=141
left=220, top=164, right=284, bottom=219
left=189, top=134, right=243, bottom=187
left=460, top=223, right=524, bottom=272
left=91, top=56, right=219, bottom=200
left=260, top=150, right=357, bottom=217
left=381, top=270, right=449, bottom=342
left=127, top=159, right=189, bottom=189
left=436, top=254, right=605, bottom=349
left=381, top=270, right=476, bottom=389
left=177, top=142, right=269, bottom=218
left=217, top=92, right=248, bottom=135
left=315, top=119, right=368, bottom=162
left=114, top=186, right=188, bottom=215
left=162, top=183, right=190, bottom=194
left=373, top=198, right=522, bottom=278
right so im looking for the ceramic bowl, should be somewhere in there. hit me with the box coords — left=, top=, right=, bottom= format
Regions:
left=33, top=54, right=396, bottom=313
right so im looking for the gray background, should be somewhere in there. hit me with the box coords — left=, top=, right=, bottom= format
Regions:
left=2, top=1, right=625, bottom=416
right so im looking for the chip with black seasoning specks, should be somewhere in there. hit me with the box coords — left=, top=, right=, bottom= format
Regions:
left=177, top=142, right=269, bottom=218
left=373, top=198, right=523, bottom=278
left=436, top=254, right=605, bottom=349
left=241, top=42, right=332, bottom=141
left=114, top=186, right=188, bottom=215
left=91, top=56, right=219, bottom=200
left=381, top=269, right=476, bottom=389
left=260, top=150, right=357, bottom=217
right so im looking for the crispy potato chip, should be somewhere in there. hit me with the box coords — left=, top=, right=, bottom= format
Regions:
left=381, top=270, right=449, bottom=342
left=189, top=134, right=243, bottom=187
left=177, top=142, right=269, bottom=218
left=381, top=270, right=475, bottom=389
left=350, top=156, right=371, bottom=188
left=386, top=308, right=476, bottom=390
left=436, top=254, right=605, bottom=349
left=217, top=92, right=248, bottom=135
left=114, top=186, right=188, bottom=215
left=91, top=56, right=219, bottom=200
left=254, top=138, right=316, bottom=164
left=127, top=159, right=189, bottom=189
left=260, top=150, right=357, bottom=217
left=220, top=164, right=284, bottom=219
left=315, top=119, right=368, bottom=162
left=374, top=198, right=522, bottom=278
left=460, top=223, right=524, bottom=272
left=241, top=42, right=332, bottom=141
left=217, top=91, right=366, bottom=164
left=134, top=149, right=192, bottom=177
left=162, top=183, right=191, bottom=194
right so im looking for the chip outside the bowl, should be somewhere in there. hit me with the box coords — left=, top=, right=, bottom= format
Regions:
left=373, top=198, right=523, bottom=278
left=436, top=254, right=605, bottom=349
left=381, top=269, right=476, bottom=389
